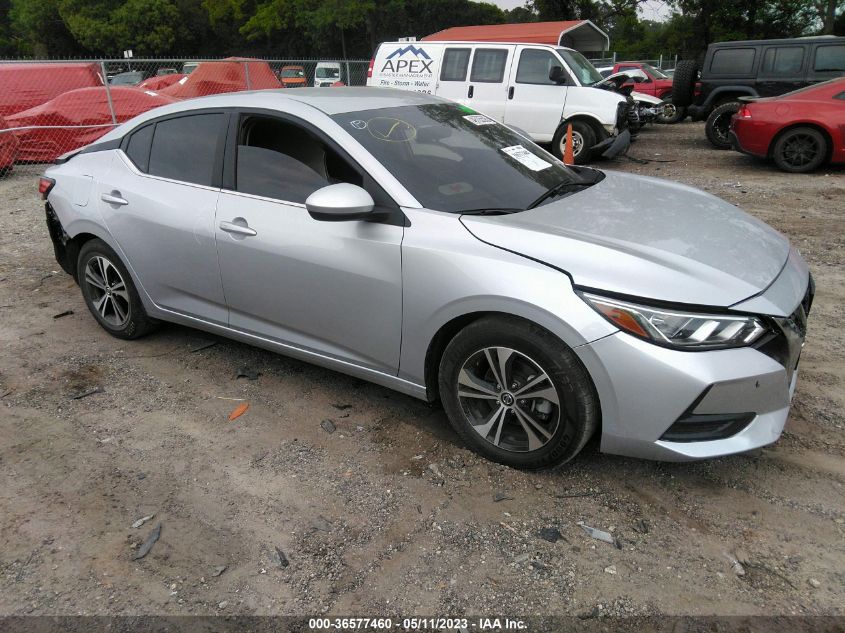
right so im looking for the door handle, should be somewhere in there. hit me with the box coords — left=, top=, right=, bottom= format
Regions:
left=100, top=192, right=128, bottom=206
left=508, top=86, right=514, bottom=99
left=467, top=85, right=474, bottom=98
left=219, top=220, right=257, bottom=237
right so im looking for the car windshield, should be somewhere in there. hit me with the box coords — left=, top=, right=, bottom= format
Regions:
left=281, top=68, right=303, bottom=77
left=317, top=67, right=340, bottom=78
left=333, top=103, right=586, bottom=213
left=642, top=64, right=668, bottom=79
left=557, top=49, right=603, bottom=86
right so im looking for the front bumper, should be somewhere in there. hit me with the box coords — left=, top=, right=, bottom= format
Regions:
left=575, top=276, right=812, bottom=462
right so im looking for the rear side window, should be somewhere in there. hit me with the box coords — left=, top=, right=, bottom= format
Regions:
left=441, top=48, right=470, bottom=81
left=761, top=47, right=804, bottom=75
left=125, top=124, right=154, bottom=172
left=814, top=45, right=845, bottom=73
left=710, top=48, right=756, bottom=75
left=515, top=49, right=559, bottom=85
left=148, top=113, right=224, bottom=186
left=470, top=49, right=508, bottom=83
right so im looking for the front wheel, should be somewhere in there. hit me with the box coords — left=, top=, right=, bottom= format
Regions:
left=657, top=99, right=685, bottom=124
left=552, top=120, right=596, bottom=165
left=438, top=317, right=599, bottom=470
left=771, top=127, right=828, bottom=173
left=705, top=102, right=740, bottom=149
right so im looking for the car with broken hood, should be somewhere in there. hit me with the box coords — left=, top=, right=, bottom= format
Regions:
left=41, top=88, right=812, bottom=469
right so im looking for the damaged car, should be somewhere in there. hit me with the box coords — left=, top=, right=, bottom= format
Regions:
left=42, top=88, right=812, bottom=469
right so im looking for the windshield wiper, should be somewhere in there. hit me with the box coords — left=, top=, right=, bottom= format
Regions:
left=458, top=207, right=524, bottom=216
left=527, top=171, right=604, bottom=210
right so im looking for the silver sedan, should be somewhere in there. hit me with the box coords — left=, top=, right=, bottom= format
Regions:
left=41, top=88, right=812, bottom=469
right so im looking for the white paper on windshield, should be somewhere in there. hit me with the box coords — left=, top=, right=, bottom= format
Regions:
left=500, top=145, right=551, bottom=171
left=463, top=114, right=496, bottom=126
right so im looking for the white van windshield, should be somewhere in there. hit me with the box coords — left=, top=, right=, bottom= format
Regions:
left=557, top=49, right=603, bottom=86
left=317, top=67, right=341, bottom=78
left=333, top=103, right=589, bottom=213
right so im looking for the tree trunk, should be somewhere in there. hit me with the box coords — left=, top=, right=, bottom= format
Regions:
left=822, top=0, right=836, bottom=34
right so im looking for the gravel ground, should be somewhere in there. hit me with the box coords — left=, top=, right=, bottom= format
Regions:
left=0, top=122, right=843, bottom=620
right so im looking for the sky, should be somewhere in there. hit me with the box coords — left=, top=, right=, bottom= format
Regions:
left=487, top=0, right=674, bottom=21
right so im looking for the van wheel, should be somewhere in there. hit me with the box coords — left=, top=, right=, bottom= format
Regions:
left=438, top=316, right=599, bottom=470
left=657, top=100, right=685, bottom=124
left=705, top=102, right=740, bottom=149
left=552, top=121, right=596, bottom=165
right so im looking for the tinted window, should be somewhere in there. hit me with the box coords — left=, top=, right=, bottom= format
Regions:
left=441, top=48, right=470, bottom=81
left=761, top=47, right=804, bottom=74
left=710, top=48, right=755, bottom=75
left=814, top=45, right=845, bottom=72
left=125, top=124, right=154, bottom=172
left=836, top=91, right=845, bottom=100
left=470, top=49, right=508, bottom=83
left=332, top=103, right=583, bottom=213
left=235, top=116, right=360, bottom=203
left=516, top=49, right=559, bottom=85
left=148, top=114, right=224, bottom=186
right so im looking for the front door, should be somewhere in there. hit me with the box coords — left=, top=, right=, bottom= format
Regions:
left=214, top=113, right=404, bottom=373
left=504, top=46, right=568, bottom=143
left=98, top=112, right=229, bottom=324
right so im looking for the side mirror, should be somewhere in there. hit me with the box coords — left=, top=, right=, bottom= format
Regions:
left=549, top=65, right=567, bottom=85
left=306, top=183, right=375, bottom=222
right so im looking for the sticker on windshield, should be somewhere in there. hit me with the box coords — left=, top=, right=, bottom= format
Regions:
left=463, top=114, right=495, bottom=126
left=350, top=120, right=367, bottom=130
left=500, top=145, right=551, bottom=171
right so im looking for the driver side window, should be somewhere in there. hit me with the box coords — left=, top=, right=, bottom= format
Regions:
left=235, top=115, right=362, bottom=204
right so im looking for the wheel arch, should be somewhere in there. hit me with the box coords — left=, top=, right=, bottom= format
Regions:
left=767, top=122, right=833, bottom=162
left=422, top=310, right=601, bottom=410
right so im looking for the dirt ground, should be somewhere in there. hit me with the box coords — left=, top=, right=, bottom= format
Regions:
left=0, top=122, right=843, bottom=621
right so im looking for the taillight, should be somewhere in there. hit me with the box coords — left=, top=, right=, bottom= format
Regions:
left=367, top=58, right=374, bottom=79
left=38, top=176, right=56, bottom=200
left=736, top=105, right=752, bottom=119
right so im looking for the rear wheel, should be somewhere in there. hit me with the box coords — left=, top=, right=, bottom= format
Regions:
left=772, top=127, right=828, bottom=173
left=552, top=120, right=596, bottom=165
left=438, top=316, right=599, bottom=470
left=77, top=239, right=156, bottom=339
left=705, top=101, right=740, bottom=149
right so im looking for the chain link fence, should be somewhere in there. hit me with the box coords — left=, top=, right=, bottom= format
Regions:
left=587, top=54, right=680, bottom=70
left=0, top=58, right=370, bottom=174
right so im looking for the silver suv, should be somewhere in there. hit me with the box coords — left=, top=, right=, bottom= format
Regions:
left=42, top=88, right=812, bottom=469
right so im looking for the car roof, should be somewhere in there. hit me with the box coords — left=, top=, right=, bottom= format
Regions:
left=708, top=35, right=844, bottom=48
left=94, top=87, right=448, bottom=143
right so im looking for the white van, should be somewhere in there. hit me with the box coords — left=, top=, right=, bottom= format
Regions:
left=367, top=41, right=630, bottom=163
left=314, top=62, right=342, bottom=87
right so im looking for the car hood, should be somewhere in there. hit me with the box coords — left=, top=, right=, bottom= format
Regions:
left=460, top=170, right=790, bottom=310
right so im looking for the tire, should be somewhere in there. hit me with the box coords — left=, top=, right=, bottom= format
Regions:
left=705, top=101, right=740, bottom=149
left=771, top=126, right=828, bottom=173
left=671, top=60, right=698, bottom=107
left=657, top=99, right=685, bottom=124
left=438, top=316, right=599, bottom=470
left=77, top=238, right=156, bottom=340
left=552, top=120, right=596, bottom=165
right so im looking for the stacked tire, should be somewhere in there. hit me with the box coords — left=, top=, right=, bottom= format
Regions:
left=662, top=59, right=699, bottom=124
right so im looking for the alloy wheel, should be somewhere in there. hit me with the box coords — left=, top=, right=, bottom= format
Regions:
left=781, top=134, right=821, bottom=169
left=456, top=346, right=560, bottom=453
left=84, top=255, right=130, bottom=327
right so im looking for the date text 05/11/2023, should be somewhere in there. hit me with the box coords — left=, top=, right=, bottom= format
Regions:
left=308, top=617, right=528, bottom=630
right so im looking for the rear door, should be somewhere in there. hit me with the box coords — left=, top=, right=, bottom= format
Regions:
left=465, top=46, right=513, bottom=121
left=435, top=46, right=472, bottom=105
left=759, top=45, right=807, bottom=96
left=503, top=46, right=567, bottom=142
left=98, top=111, right=229, bottom=324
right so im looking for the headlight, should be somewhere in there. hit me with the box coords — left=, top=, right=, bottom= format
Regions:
left=581, top=293, right=767, bottom=350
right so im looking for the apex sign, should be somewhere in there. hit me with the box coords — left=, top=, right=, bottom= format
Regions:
left=381, top=45, right=434, bottom=75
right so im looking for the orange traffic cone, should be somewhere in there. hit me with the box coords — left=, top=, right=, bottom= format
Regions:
left=563, top=123, right=575, bottom=165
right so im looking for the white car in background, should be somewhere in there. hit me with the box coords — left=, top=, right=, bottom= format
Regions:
left=314, top=62, right=342, bottom=87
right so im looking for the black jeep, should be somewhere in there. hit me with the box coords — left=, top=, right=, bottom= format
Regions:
left=671, top=36, right=845, bottom=148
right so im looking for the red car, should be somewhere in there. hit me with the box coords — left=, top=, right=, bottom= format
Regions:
left=5, top=86, right=176, bottom=163
left=609, top=62, right=674, bottom=101
left=730, top=78, right=845, bottom=173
